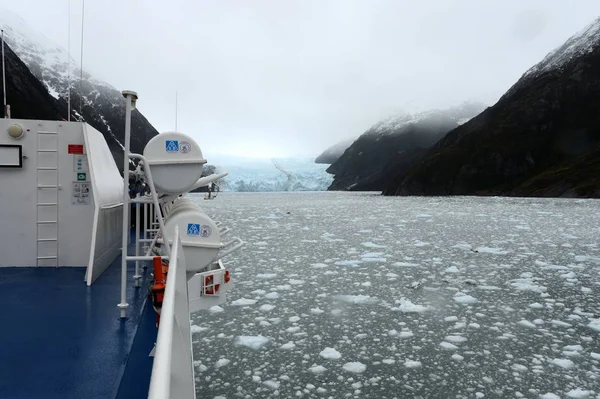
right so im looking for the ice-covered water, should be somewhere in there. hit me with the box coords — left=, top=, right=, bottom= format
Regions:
left=190, top=192, right=600, bottom=398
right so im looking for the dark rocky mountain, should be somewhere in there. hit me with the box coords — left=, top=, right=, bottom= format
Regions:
left=385, top=17, right=600, bottom=197
left=326, top=102, right=485, bottom=191
left=2, top=42, right=64, bottom=120
left=0, top=11, right=158, bottom=169
left=315, top=138, right=355, bottom=164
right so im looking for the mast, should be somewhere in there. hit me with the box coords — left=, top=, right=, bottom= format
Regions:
left=67, top=0, right=71, bottom=121
left=175, top=91, right=178, bottom=131
left=79, top=0, right=85, bottom=119
left=1, top=29, right=6, bottom=118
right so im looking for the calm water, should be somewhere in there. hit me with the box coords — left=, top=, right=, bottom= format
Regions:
left=190, top=192, right=600, bottom=399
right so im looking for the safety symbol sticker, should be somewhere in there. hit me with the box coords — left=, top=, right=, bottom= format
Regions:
left=179, top=141, right=192, bottom=153
left=200, top=225, right=212, bottom=237
left=165, top=140, right=179, bottom=152
left=187, top=223, right=200, bottom=236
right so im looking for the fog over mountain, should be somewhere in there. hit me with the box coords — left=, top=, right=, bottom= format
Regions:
left=1, top=0, right=600, bottom=158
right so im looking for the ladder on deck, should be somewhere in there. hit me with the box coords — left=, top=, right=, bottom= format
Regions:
left=36, top=129, right=59, bottom=266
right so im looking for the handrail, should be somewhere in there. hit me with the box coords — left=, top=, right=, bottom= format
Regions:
left=100, top=202, right=123, bottom=210
left=148, top=226, right=196, bottom=399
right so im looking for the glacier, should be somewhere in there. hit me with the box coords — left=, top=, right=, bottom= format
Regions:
left=208, top=155, right=332, bottom=192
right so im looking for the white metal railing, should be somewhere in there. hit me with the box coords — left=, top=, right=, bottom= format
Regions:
left=148, top=226, right=196, bottom=399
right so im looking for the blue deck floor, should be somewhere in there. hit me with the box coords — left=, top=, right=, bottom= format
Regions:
left=0, top=250, right=155, bottom=399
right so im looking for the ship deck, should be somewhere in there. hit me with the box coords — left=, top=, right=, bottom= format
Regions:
left=0, top=244, right=156, bottom=399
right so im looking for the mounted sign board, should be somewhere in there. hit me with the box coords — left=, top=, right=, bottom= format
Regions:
left=72, top=181, right=91, bottom=205
left=68, top=144, right=84, bottom=154
left=73, top=154, right=89, bottom=172
left=0, top=144, right=22, bottom=168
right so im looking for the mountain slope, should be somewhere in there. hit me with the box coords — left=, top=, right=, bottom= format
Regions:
left=326, top=102, right=485, bottom=191
left=315, top=138, right=355, bottom=164
left=0, top=9, right=158, bottom=168
left=384, top=17, right=600, bottom=197
left=2, top=41, right=64, bottom=120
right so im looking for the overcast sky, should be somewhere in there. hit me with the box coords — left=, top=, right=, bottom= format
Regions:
left=2, top=0, right=600, bottom=158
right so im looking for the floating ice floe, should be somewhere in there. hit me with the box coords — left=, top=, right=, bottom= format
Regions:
left=190, top=325, right=208, bottom=334
left=319, top=347, right=342, bottom=360
left=588, top=319, right=600, bottom=332
left=550, top=358, right=575, bottom=369
left=235, top=336, right=270, bottom=350
left=334, top=260, right=363, bottom=267
left=308, top=365, right=327, bottom=374
left=361, top=242, right=387, bottom=248
left=393, top=297, right=428, bottom=312
left=342, top=362, right=366, bottom=373
left=453, top=294, right=479, bottom=304
left=475, top=247, right=508, bottom=255
left=214, top=358, right=230, bottom=368
left=231, top=298, right=257, bottom=306
left=333, top=295, right=378, bottom=305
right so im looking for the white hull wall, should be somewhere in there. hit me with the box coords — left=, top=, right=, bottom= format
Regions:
left=0, top=120, right=122, bottom=278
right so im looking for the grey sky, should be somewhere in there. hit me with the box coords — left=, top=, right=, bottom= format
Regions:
left=2, top=0, right=600, bottom=158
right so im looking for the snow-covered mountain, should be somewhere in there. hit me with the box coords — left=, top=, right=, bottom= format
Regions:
left=326, top=102, right=486, bottom=191
left=314, top=138, right=356, bottom=164
left=0, top=9, right=158, bottom=167
left=386, top=16, right=600, bottom=197
left=209, top=155, right=332, bottom=192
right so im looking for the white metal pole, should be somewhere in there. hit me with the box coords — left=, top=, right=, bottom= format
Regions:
left=79, top=0, right=85, bottom=119
left=119, top=90, right=138, bottom=318
left=67, top=0, right=71, bottom=121
left=134, top=198, right=141, bottom=287
left=143, top=201, right=147, bottom=249
left=2, top=29, right=6, bottom=119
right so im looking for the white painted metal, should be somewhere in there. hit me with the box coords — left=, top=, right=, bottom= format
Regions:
left=134, top=201, right=141, bottom=287
left=1, top=29, right=6, bottom=118
left=119, top=91, right=137, bottom=318
left=148, top=226, right=196, bottom=399
left=0, top=120, right=122, bottom=273
left=188, top=260, right=232, bottom=313
left=84, top=123, right=123, bottom=285
left=36, top=129, right=59, bottom=266
left=142, top=132, right=207, bottom=194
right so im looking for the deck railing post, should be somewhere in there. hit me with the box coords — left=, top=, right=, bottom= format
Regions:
left=134, top=198, right=141, bottom=287
left=118, top=90, right=138, bottom=319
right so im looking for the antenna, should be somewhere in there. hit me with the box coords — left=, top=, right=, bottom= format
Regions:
left=1, top=29, right=6, bottom=118
left=67, top=0, right=71, bottom=121
left=79, top=0, right=85, bottom=119
left=175, top=91, right=178, bottom=131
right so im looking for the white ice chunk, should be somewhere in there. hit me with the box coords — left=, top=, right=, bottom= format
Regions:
left=444, top=335, right=468, bottom=343
left=361, top=242, right=386, bottom=249
left=566, top=389, right=593, bottom=398
left=440, top=342, right=459, bottom=350
left=308, top=365, right=327, bottom=374
left=319, top=347, right=342, bottom=360
left=215, top=358, right=230, bottom=368
left=395, top=297, right=428, bottom=312
left=404, top=360, right=422, bottom=368
left=280, top=341, right=296, bottom=350
left=550, top=358, right=575, bottom=369
left=454, top=294, right=479, bottom=304
left=342, top=362, right=367, bottom=373
left=235, top=335, right=269, bottom=350
left=259, top=304, right=276, bottom=312
left=517, top=320, right=537, bottom=329
left=333, top=295, right=378, bottom=305
left=231, top=298, right=257, bottom=306
left=588, top=318, right=600, bottom=332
